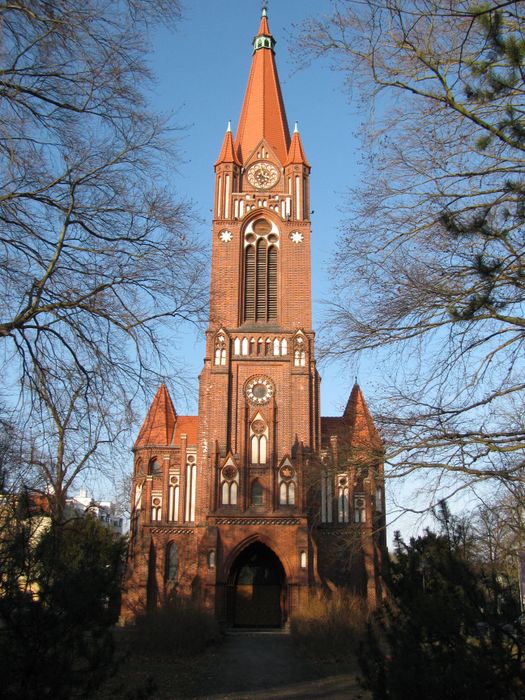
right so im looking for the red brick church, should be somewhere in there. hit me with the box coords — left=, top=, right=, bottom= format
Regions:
left=122, top=9, right=387, bottom=627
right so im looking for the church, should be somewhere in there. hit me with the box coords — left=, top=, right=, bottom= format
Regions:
left=122, top=9, right=387, bottom=628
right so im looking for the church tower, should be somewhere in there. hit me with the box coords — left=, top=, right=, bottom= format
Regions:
left=122, top=9, right=387, bottom=626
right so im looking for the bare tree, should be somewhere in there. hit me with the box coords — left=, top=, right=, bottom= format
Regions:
left=298, top=1, right=525, bottom=504
left=0, top=2, right=206, bottom=499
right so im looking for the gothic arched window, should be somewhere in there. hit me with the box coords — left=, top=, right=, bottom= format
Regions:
left=243, top=233, right=278, bottom=322
left=214, top=333, right=227, bottom=366
left=149, top=457, right=162, bottom=476
left=251, top=480, right=264, bottom=506
left=165, top=542, right=178, bottom=581
left=250, top=417, right=268, bottom=466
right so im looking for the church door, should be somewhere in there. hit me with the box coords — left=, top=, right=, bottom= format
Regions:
left=230, top=542, right=286, bottom=627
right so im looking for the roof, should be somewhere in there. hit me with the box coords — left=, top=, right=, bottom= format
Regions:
left=135, top=384, right=177, bottom=448
left=286, top=127, right=310, bottom=167
left=215, top=123, right=241, bottom=166
left=321, top=384, right=382, bottom=452
left=234, top=10, right=291, bottom=164
left=172, top=415, right=199, bottom=447
left=343, top=383, right=382, bottom=450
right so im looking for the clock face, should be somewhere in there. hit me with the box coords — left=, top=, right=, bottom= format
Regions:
left=245, top=376, right=274, bottom=405
left=247, top=162, right=279, bottom=189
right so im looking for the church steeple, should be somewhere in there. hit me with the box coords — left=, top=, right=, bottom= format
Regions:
left=215, top=121, right=240, bottom=166
left=135, top=383, right=177, bottom=448
left=235, top=8, right=291, bottom=164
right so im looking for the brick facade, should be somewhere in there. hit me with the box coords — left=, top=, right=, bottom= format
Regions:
left=121, top=9, right=387, bottom=626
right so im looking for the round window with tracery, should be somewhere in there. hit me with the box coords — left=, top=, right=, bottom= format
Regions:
left=222, top=465, right=238, bottom=482
left=152, top=497, right=161, bottom=506
left=279, top=465, right=295, bottom=481
left=251, top=419, right=266, bottom=435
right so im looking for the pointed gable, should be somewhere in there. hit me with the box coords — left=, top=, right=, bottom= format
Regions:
left=135, top=384, right=177, bottom=448
left=235, top=10, right=291, bottom=165
left=215, top=122, right=241, bottom=166
left=286, top=126, right=310, bottom=167
left=343, top=383, right=382, bottom=450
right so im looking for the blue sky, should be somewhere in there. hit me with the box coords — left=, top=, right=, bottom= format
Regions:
left=148, top=0, right=370, bottom=416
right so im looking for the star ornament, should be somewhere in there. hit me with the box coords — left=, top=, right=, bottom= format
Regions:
left=290, top=231, right=304, bottom=244
left=219, top=230, right=233, bottom=242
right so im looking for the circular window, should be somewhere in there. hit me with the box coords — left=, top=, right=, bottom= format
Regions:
left=279, top=465, right=295, bottom=480
left=169, top=475, right=178, bottom=486
left=222, top=465, right=238, bottom=481
left=253, top=218, right=272, bottom=235
left=152, top=497, right=161, bottom=506
left=267, top=233, right=279, bottom=243
left=251, top=419, right=266, bottom=435
left=187, top=454, right=196, bottom=464
left=245, top=232, right=256, bottom=243
left=245, top=376, right=274, bottom=405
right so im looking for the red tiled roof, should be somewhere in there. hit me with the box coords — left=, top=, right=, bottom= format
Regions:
left=343, top=384, right=382, bottom=449
left=286, top=129, right=310, bottom=167
left=215, top=126, right=241, bottom=166
left=135, top=384, right=177, bottom=448
left=172, top=415, right=199, bottom=447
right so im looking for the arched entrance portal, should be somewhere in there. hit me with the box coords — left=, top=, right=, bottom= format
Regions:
left=229, top=542, right=286, bottom=627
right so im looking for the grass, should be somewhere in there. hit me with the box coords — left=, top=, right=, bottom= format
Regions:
left=290, top=591, right=368, bottom=664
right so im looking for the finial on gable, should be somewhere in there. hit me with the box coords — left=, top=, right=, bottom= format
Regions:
left=227, top=120, right=232, bottom=132
left=294, top=121, right=299, bottom=133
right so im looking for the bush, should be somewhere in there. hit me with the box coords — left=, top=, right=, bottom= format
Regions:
left=290, top=591, right=368, bottom=663
left=360, top=531, right=525, bottom=700
left=129, top=599, right=221, bottom=656
left=0, top=516, right=126, bottom=699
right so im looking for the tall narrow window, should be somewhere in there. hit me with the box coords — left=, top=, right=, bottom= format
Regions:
left=168, top=475, right=179, bottom=521
left=165, top=543, right=178, bottom=581
left=243, top=221, right=279, bottom=323
left=267, top=246, right=277, bottom=320
left=256, top=238, right=267, bottom=321
left=250, top=417, right=268, bottom=466
left=251, top=480, right=264, bottom=506
left=354, top=495, right=366, bottom=523
left=338, top=476, right=349, bottom=523
left=221, top=462, right=239, bottom=506
left=185, top=454, right=197, bottom=522
left=244, top=246, right=255, bottom=321
left=321, top=471, right=333, bottom=523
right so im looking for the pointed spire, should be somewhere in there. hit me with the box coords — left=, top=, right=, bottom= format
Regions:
left=215, top=122, right=241, bottom=166
left=235, top=8, right=290, bottom=164
left=343, top=383, right=382, bottom=449
left=286, top=123, right=310, bottom=166
left=258, top=5, right=271, bottom=39
left=135, top=384, right=177, bottom=448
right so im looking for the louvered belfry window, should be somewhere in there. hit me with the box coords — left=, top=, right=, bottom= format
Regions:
left=244, top=233, right=278, bottom=322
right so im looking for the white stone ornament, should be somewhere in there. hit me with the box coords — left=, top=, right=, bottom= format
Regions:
left=219, top=230, right=233, bottom=242
left=290, top=231, right=304, bottom=244
left=245, top=376, right=275, bottom=405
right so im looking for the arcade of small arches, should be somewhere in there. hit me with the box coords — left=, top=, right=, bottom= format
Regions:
left=214, top=333, right=308, bottom=366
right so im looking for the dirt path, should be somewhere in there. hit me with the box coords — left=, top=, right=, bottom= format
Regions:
left=97, top=629, right=370, bottom=700
left=175, top=629, right=369, bottom=700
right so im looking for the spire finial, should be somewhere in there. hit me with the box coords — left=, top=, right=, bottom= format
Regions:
left=262, top=3, right=268, bottom=18
left=227, top=120, right=232, bottom=132
left=294, top=121, right=299, bottom=133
